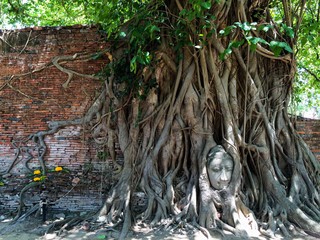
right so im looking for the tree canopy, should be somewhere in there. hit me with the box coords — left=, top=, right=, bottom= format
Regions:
left=293, top=0, right=320, bottom=117
left=1, top=0, right=319, bottom=117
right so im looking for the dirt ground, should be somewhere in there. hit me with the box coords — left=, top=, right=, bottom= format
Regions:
left=0, top=215, right=318, bottom=240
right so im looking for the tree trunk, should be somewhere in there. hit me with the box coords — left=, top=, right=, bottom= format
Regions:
left=92, top=0, right=320, bottom=238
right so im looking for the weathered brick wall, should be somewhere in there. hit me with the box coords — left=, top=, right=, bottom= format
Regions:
left=0, top=25, right=116, bottom=215
left=294, top=117, right=320, bottom=162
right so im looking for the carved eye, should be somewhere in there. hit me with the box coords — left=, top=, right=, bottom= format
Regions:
left=212, top=167, right=221, bottom=172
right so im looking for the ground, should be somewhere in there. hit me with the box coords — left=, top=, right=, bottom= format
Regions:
left=0, top=214, right=319, bottom=240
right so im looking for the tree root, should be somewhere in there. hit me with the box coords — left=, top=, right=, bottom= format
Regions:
left=11, top=181, right=41, bottom=223
left=44, top=216, right=89, bottom=236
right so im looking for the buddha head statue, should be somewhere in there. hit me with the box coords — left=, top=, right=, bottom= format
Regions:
left=207, top=145, right=234, bottom=190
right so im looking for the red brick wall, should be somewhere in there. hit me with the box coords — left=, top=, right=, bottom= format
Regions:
left=294, top=117, right=320, bottom=162
left=0, top=25, right=108, bottom=169
left=0, top=25, right=115, bottom=214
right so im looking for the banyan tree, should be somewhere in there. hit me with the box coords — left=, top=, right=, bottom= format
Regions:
left=3, top=0, right=320, bottom=239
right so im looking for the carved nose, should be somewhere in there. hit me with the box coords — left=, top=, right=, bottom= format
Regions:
left=220, top=169, right=228, bottom=181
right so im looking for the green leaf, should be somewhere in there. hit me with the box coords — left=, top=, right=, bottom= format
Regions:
left=234, top=22, right=243, bottom=29
left=150, top=25, right=160, bottom=33
left=230, top=39, right=245, bottom=48
left=270, top=44, right=282, bottom=57
left=270, top=41, right=293, bottom=53
left=258, top=24, right=273, bottom=32
left=179, top=9, right=187, bottom=16
left=220, top=40, right=244, bottom=60
left=243, top=22, right=252, bottom=31
left=201, top=2, right=211, bottom=10
left=247, top=36, right=269, bottom=51
left=281, top=23, right=294, bottom=38
left=119, top=31, right=127, bottom=38
left=233, top=22, right=254, bottom=32
left=97, top=235, right=106, bottom=239
left=282, top=42, right=293, bottom=53
left=130, top=56, right=137, bottom=73
left=186, top=11, right=196, bottom=21
left=219, top=25, right=236, bottom=36
left=285, top=27, right=294, bottom=38
left=219, top=48, right=232, bottom=60
left=246, top=36, right=269, bottom=45
left=269, top=41, right=293, bottom=56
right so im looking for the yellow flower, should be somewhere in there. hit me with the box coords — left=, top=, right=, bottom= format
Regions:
left=34, top=169, right=41, bottom=175
left=33, top=177, right=41, bottom=182
left=55, top=166, right=63, bottom=172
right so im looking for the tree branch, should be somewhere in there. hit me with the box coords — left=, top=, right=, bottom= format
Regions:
left=282, top=0, right=292, bottom=27
left=294, top=0, right=307, bottom=44
left=301, top=66, right=320, bottom=82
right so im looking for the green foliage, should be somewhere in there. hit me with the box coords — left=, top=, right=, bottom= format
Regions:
left=219, top=21, right=293, bottom=59
left=245, top=36, right=268, bottom=51
left=126, top=10, right=162, bottom=73
left=179, top=0, right=212, bottom=21
left=292, top=0, right=320, bottom=118
left=219, top=40, right=245, bottom=60
left=258, top=24, right=274, bottom=32
left=269, top=40, right=293, bottom=56
left=0, top=0, right=148, bottom=33
left=219, top=25, right=237, bottom=37
left=268, top=0, right=320, bottom=118
left=1, top=0, right=87, bottom=27
left=176, top=0, right=216, bottom=53
left=99, top=54, right=156, bottom=101
left=0, top=0, right=319, bottom=117
left=280, top=22, right=294, bottom=38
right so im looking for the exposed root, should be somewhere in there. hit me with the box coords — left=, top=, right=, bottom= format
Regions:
left=11, top=181, right=41, bottom=223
